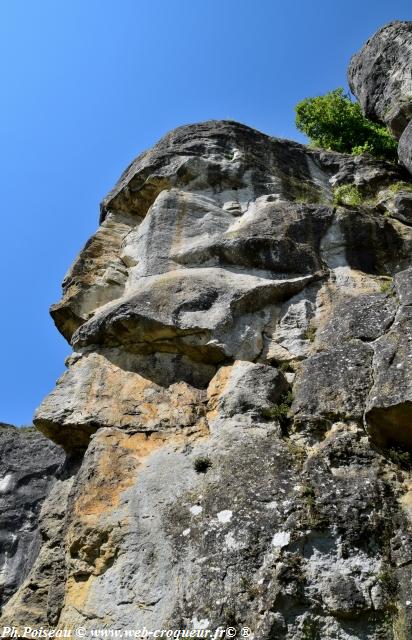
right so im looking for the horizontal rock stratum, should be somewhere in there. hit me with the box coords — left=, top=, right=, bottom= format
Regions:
left=2, top=21, right=412, bottom=640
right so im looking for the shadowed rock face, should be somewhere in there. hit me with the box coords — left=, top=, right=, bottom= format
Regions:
left=3, top=88, right=412, bottom=637
left=0, top=425, right=64, bottom=613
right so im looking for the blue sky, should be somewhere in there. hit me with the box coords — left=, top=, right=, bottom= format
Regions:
left=1, top=0, right=411, bottom=425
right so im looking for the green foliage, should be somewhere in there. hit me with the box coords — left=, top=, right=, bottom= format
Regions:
left=304, top=325, right=317, bottom=342
left=301, top=616, right=321, bottom=640
left=240, top=576, right=262, bottom=600
left=379, top=567, right=399, bottom=600
left=301, top=484, right=322, bottom=525
left=193, top=456, right=212, bottom=474
left=389, top=181, right=412, bottom=194
left=333, top=184, right=362, bottom=206
left=302, top=484, right=316, bottom=509
left=393, top=608, right=408, bottom=640
left=261, top=391, right=293, bottom=422
left=284, top=439, right=307, bottom=469
left=295, top=88, right=398, bottom=161
left=351, top=141, right=374, bottom=156
left=380, top=278, right=394, bottom=296
left=388, top=447, right=411, bottom=470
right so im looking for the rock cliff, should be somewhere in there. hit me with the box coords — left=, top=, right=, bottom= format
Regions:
left=1, top=21, right=412, bottom=640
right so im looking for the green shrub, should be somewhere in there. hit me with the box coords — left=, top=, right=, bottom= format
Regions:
left=388, top=447, right=411, bottom=470
left=193, top=456, right=212, bottom=473
left=285, top=440, right=307, bottom=468
left=295, top=88, right=398, bottom=161
left=388, top=181, right=412, bottom=194
left=262, top=391, right=293, bottom=422
left=380, top=279, right=394, bottom=296
left=333, top=184, right=362, bottom=206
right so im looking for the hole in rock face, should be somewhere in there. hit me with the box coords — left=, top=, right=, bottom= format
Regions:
left=193, top=456, right=212, bottom=474
left=366, top=401, right=412, bottom=452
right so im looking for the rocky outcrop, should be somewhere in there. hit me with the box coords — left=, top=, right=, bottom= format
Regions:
left=349, top=20, right=412, bottom=182
left=0, top=424, right=64, bottom=614
left=2, top=25, right=412, bottom=639
left=0, top=119, right=407, bottom=639
left=348, top=21, right=412, bottom=138
left=28, top=123, right=402, bottom=459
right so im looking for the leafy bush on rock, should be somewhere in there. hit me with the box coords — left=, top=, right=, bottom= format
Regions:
left=295, top=88, right=398, bottom=162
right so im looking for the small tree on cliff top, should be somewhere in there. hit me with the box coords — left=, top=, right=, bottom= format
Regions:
left=295, top=88, right=397, bottom=161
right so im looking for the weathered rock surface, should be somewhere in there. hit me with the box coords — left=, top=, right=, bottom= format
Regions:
left=348, top=21, right=412, bottom=138
left=0, top=424, right=64, bottom=614
left=3, top=39, right=412, bottom=637
left=365, top=269, right=412, bottom=450
left=349, top=20, right=412, bottom=187
left=399, top=120, right=412, bottom=175
left=36, top=351, right=209, bottom=453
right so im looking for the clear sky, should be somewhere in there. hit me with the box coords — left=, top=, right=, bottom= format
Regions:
left=1, top=0, right=411, bottom=425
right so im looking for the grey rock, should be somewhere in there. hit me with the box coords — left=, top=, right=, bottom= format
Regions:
left=399, top=119, right=412, bottom=175
left=206, top=360, right=289, bottom=422
left=395, top=266, right=412, bottom=304
left=292, top=341, right=374, bottom=432
left=51, top=212, right=135, bottom=341
left=365, top=305, right=412, bottom=449
left=391, top=193, right=412, bottom=227
left=0, top=424, right=64, bottom=613
left=71, top=268, right=321, bottom=364
left=124, top=188, right=333, bottom=279
left=263, top=288, right=318, bottom=363
left=10, top=420, right=408, bottom=640
left=348, top=21, right=412, bottom=137
left=318, top=292, right=396, bottom=346
left=1, top=463, right=78, bottom=626
left=337, top=206, right=411, bottom=275
left=376, top=186, right=412, bottom=225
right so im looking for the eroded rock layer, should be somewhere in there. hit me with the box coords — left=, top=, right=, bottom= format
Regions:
left=2, top=23, right=412, bottom=638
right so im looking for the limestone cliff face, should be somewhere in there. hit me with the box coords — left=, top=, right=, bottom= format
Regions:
left=2, top=22, right=412, bottom=640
